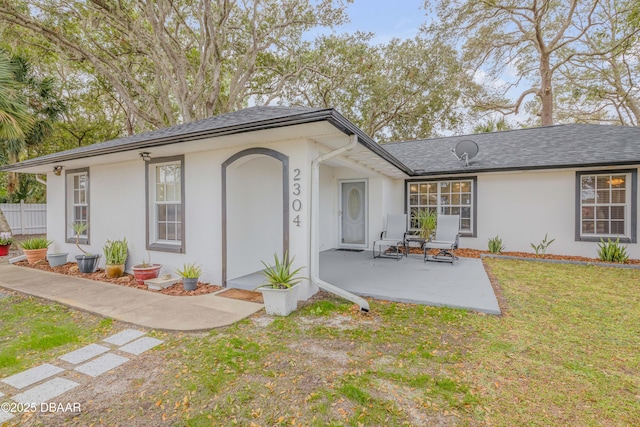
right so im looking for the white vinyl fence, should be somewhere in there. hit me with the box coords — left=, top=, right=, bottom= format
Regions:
left=0, top=202, right=47, bottom=235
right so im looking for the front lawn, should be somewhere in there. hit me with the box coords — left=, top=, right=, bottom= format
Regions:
left=0, top=293, right=116, bottom=377
left=1, top=259, right=638, bottom=426
left=149, top=259, right=638, bottom=426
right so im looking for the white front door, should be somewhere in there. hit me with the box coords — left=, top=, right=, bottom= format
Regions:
left=340, top=180, right=367, bottom=247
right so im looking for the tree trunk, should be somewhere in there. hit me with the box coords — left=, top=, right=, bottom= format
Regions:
left=539, top=54, right=554, bottom=126
left=0, top=209, right=12, bottom=234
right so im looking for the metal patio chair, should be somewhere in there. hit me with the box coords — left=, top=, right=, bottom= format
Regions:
left=424, top=214, right=460, bottom=264
left=373, top=214, right=408, bottom=260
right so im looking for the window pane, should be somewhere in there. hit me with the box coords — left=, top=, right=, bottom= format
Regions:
left=460, top=181, right=471, bottom=192
left=442, top=207, right=451, bottom=215
left=419, top=195, right=428, bottom=205
left=582, top=221, right=594, bottom=234
left=596, top=190, right=609, bottom=204
left=610, top=206, right=625, bottom=220
left=452, top=182, right=461, bottom=192
left=157, top=204, right=167, bottom=221
left=461, top=194, right=471, bottom=205
left=440, top=182, right=451, bottom=192
left=167, top=223, right=176, bottom=241
left=596, top=176, right=609, bottom=189
left=167, top=204, right=176, bottom=221
left=451, top=207, right=460, bottom=216
left=461, top=207, right=471, bottom=219
left=610, top=175, right=625, bottom=188
left=581, top=190, right=595, bottom=204
left=581, top=176, right=594, bottom=190
left=596, top=221, right=609, bottom=234
left=611, top=221, right=625, bottom=234
left=158, top=222, right=167, bottom=240
left=582, top=207, right=594, bottom=220
left=156, top=183, right=165, bottom=201
left=409, top=184, right=418, bottom=194
left=409, top=195, right=418, bottom=205
left=611, top=190, right=625, bottom=203
left=419, top=184, right=428, bottom=194
left=428, top=194, right=438, bottom=204
left=440, top=195, right=450, bottom=205
left=460, top=219, right=471, bottom=231
left=596, top=206, right=609, bottom=219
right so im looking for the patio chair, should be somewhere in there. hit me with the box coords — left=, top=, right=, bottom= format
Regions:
left=424, top=215, right=460, bottom=264
left=373, top=214, right=408, bottom=260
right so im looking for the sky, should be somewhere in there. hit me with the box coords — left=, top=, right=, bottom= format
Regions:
left=334, top=0, right=426, bottom=43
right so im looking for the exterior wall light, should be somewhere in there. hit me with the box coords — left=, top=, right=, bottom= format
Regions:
left=53, top=165, right=64, bottom=176
left=139, top=152, right=152, bottom=161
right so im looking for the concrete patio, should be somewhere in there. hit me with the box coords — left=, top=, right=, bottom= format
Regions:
left=319, top=249, right=501, bottom=314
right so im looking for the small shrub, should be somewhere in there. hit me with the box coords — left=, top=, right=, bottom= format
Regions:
left=488, top=235, right=505, bottom=254
left=19, top=237, right=52, bottom=250
left=175, top=262, right=203, bottom=279
left=597, top=238, right=629, bottom=263
left=530, top=233, right=555, bottom=256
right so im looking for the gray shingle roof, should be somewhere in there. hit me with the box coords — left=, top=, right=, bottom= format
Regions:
left=383, top=124, right=640, bottom=176
left=0, top=106, right=323, bottom=170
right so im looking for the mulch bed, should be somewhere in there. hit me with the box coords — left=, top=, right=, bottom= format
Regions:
left=14, top=261, right=222, bottom=296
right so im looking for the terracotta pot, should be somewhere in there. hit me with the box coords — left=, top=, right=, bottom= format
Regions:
left=132, top=264, right=162, bottom=284
left=24, top=248, right=48, bottom=265
left=0, top=244, right=9, bottom=257
left=105, top=263, right=125, bottom=278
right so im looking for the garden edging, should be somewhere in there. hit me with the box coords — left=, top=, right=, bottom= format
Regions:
left=480, top=253, right=640, bottom=269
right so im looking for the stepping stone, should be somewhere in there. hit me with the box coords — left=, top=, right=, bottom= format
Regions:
left=74, top=353, right=129, bottom=378
left=103, top=329, right=146, bottom=346
left=1, top=364, right=64, bottom=389
left=11, top=377, right=79, bottom=405
left=59, top=344, right=110, bottom=365
left=0, top=410, right=14, bottom=423
left=0, top=391, right=4, bottom=397
left=118, top=337, right=164, bottom=355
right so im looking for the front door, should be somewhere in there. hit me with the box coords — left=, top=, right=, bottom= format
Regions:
left=340, top=180, right=367, bottom=247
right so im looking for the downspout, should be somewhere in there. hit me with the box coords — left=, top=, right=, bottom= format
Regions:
left=310, top=134, right=370, bottom=312
left=35, top=175, right=47, bottom=186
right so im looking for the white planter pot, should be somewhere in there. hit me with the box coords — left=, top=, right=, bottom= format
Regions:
left=259, top=284, right=299, bottom=316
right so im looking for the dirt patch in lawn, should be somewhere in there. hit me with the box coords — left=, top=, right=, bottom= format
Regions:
left=216, top=288, right=264, bottom=303
left=14, top=261, right=222, bottom=296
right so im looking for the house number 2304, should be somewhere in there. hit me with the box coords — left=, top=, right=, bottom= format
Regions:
left=292, top=168, right=302, bottom=227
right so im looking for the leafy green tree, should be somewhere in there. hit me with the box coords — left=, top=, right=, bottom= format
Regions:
left=473, top=118, right=511, bottom=133
left=281, top=33, right=485, bottom=141
left=428, top=0, right=637, bottom=126
left=0, top=0, right=350, bottom=131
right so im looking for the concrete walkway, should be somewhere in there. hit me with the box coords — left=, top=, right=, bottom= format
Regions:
left=0, top=264, right=263, bottom=331
left=320, top=249, right=501, bottom=314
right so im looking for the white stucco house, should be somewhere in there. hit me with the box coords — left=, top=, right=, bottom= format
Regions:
left=2, top=106, right=640, bottom=303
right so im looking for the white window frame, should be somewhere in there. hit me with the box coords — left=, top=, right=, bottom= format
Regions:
left=146, top=156, right=185, bottom=253
left=407, top=177, right=476, bottom=237
left=576, top=169, right=637, bottom=243
left=65, top=168, right=89, bottom=244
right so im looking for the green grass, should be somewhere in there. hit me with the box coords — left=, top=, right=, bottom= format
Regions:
left=0, top=294, right=117, bottom=376
left=149, top=259, right=640, bottom=426
left=3, top=259, right=638, bottom=426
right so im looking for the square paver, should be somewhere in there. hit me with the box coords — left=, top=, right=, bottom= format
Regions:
left=1, top=364, right=64, bottom=389
left=103, top=329, right=146, bottom=346
left=0, top=410, right=15, bottom=423
left=11, top=377, right=79, bottom=405
left=74, top=353, right=129, bottom=378
left=59, top=343, right=110, bottom=365
left=118, top=337, right=164, bottom=355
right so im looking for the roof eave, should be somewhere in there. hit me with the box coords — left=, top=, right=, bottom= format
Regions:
left=409, top=160, right=640, bottom=177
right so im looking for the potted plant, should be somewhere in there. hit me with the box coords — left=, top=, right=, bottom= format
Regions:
left=255, top=252, right=304, bottom=316
left=175, top=262, right=202, bottom=291
left=47, top=245, right=69, bottom=268
left=0, top=232, right=14, bottom=257
left=103, top=238, right=128, bottom=278
left=71, top=222, right=101, bottom=273
left=19, top=237, right=53, bottom=264
left=132, top=253, right=162, bottom=284
left=417, top=209, right=437, bottom=240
